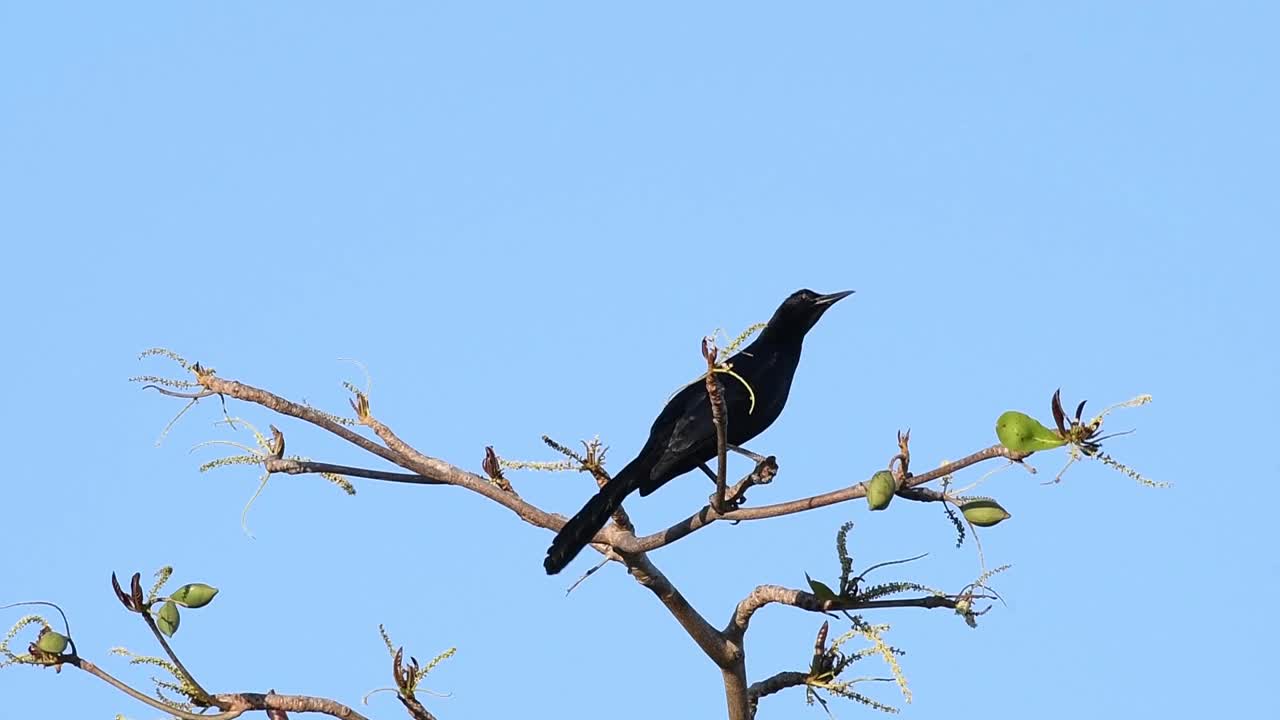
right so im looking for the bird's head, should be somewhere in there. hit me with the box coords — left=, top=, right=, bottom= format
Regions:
left=761, top=288, right=854, bottom=341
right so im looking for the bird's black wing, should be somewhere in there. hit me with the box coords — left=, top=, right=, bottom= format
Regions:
left=640, top=368, right=758, bottom=494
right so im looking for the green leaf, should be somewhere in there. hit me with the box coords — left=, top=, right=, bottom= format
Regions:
left=805, top=573, right=841, bottom=602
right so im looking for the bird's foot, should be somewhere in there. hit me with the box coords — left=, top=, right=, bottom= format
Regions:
left=709, top=490, right=744, bottom=514
left=728, top=444, right=769, bottom=463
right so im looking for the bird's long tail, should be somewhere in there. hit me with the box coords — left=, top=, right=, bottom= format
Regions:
left=544, top=465, right=641, bottom=575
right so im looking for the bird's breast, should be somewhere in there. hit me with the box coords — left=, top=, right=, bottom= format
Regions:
left=725, top=346, right=800, bottom=443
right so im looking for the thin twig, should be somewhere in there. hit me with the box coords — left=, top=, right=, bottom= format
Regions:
left=142, top=385, right=218, bottom=400
left=726, top=585, right=957, bottom=639
left=264, top=458, right=445, bottom=485
left=140, top=609, right=210, bottom=702
left=173, top=373, right=1026, bottom=557
left=749, top=670, right=810, bottom=704
left=71, top=657, right=243, bottom=720
left=196, top=375, right=573, bottom=537
left=566, top=555, right=612, bottom=595
left=703, top=338, right=730, bottom=512
left=397, top=693, right=438, bottom=720
left=728, top=444, right=768, bottom=462
left=632, top=445, right=1024, bottom=552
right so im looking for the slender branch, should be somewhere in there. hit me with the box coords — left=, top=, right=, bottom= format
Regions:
left=211, top=692, right=371, bottom=720
left=748, top=670, right=809, bottom=703
left=140, top=610, right=210, bottom=702
left=726, top=585, right=957, bottom=639
left=619, top=551, right=736, bottom=667
left=70, top=657, right=243, bottom=720
left=897, top=486, right=947, bottom=502
left=190, top=373, right=1023, bottom=559
left=741, top=626, right=824, bottom=719
left=397, top=693, right=438, bottom=720
left=197, top=375, right=580, bottom=538
left=703, top=341, right=730, bottom=512
left=729, top=445, right=1025, bottom=521
left=728, top=444, right=769, bottom=463
left=142, top=385, right=217, bottom=400
left=354, top=410, right=573, bottom=533
left=631, top=445, right=1024, bottom=552
left=74, top=648, right=376, bottom=720
left=264, top=458, right=446, bottom=486
left=616, top=548, right=751, bottom=720
left=201, top=377, right=411, bottom=469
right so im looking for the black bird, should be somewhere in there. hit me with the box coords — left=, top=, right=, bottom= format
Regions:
left=544, top=288, right=853, bottom=574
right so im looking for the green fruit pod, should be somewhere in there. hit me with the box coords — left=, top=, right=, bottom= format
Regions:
left=866, top=470, right=897, bottom=511
left=35, top=628, right=68, bottom=655
left=156, top=600, right=181, bottom=637
left=995, top=411, right=1066, bottom=453
left=171, top=583, right=219, bottom=609
left=960, top=500, right=1011, bottom=527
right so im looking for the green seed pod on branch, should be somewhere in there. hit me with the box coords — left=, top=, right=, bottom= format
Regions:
left=156, top=600, right=181, bottom=637
left=171, top=583, right=219, bottom=609
left=866, top=470, right=897, bottom=511
left=995, top=411, right=1066, bottom=454
left=35, top=628, right=69, bottom=655
left=960, top=500, right=1011, bottom=527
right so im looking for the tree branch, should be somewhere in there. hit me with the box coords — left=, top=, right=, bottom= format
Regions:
left=70, top=657, right=243, bottom=720
left=71, top=646, right=383, bottom=720
left=197, top=375, right=591, bottom=540
left=397, top=692, right=438, bottom=720
left=139, top=605, right=211, bottom=702
left=619, top=548, right=753, bottom=718
left=748, top=670, right=809, bottom=704
left=264, top=458, right=446, bottom=486
left=726, top=585, right=957, bottom=640
left=200, top=377, right=409, bottom=469
left=194, top=373, right=1026, bottom=560
left=132, top=363, right=1059, bottom=720
left=72, top=639, right=372, bottom=720
left=211, top=692, right=371, bottom=720
left=703, top=339, right=730, bottom=513
left=619, top=551, right=736, bottom=667
left=631, top=445, right=1025, bottom=552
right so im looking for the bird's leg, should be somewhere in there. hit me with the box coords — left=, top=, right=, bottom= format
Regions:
left=698, top=463, right=718, bottom=484
left=708, top=456, right=779, bottom=514
left=727, top=444, right=768, bottom=463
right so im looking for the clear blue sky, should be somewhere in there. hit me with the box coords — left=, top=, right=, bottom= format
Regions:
left=2, top=3, right=1275, bottom=718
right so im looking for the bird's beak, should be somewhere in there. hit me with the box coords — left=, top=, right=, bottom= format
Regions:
left=814, top=290, right=855, bottom=306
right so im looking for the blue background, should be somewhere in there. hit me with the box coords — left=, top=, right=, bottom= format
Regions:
left=2, top=3, right=1275, bottom=718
